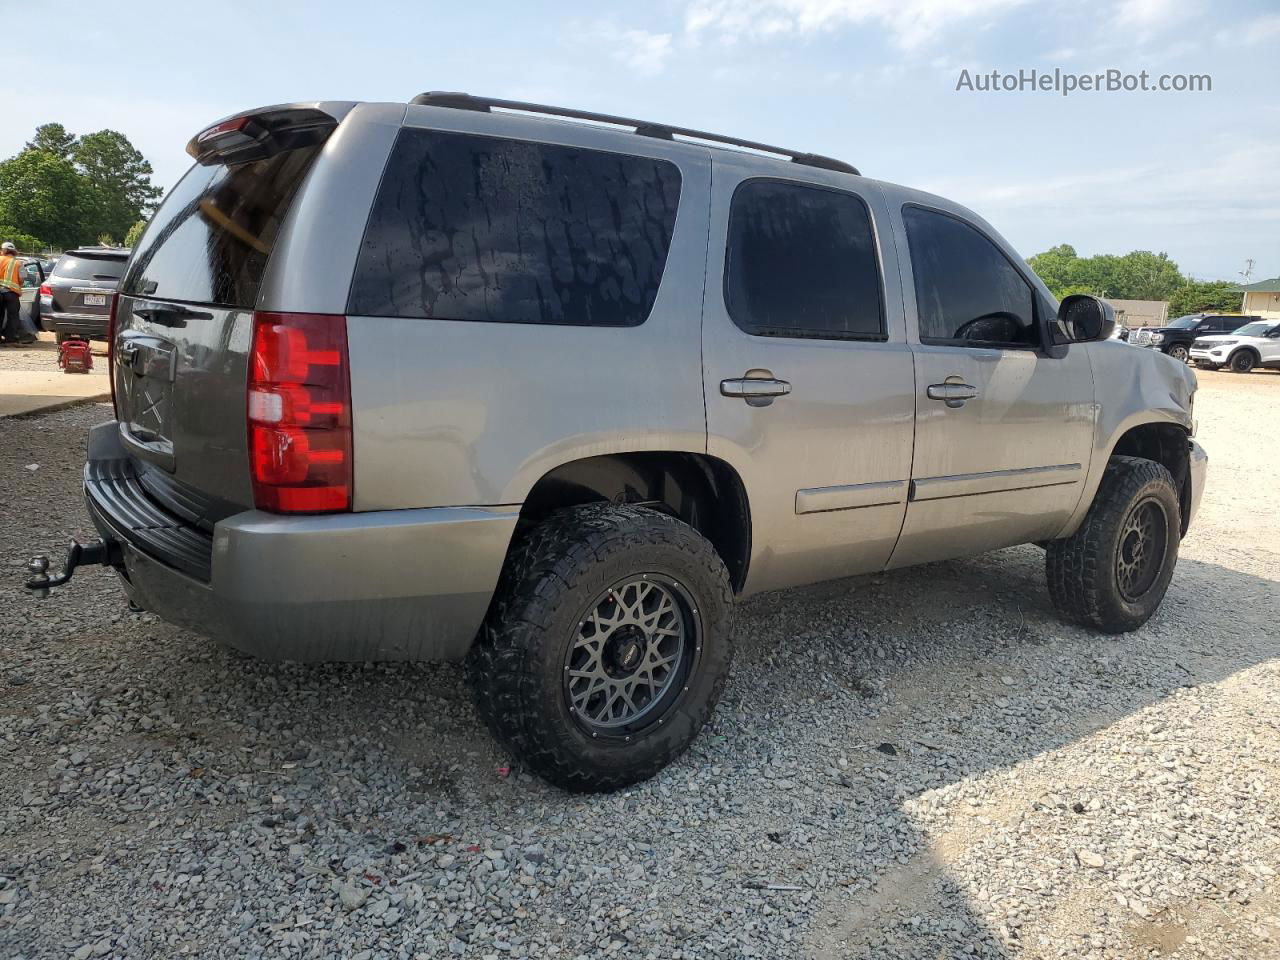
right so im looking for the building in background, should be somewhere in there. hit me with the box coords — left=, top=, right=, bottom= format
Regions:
left=1228, top=278, right=1280, bottom=319
left=1105, top=298, right=1168, bottom=330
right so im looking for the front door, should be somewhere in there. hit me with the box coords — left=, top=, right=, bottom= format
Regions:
left=702, top=167, right=915, bottom=594
left=888, top=203, right=1095, bottom=568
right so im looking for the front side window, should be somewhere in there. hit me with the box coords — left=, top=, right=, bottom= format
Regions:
left=903, top=205, right=1036, bottom=347
left=724, top=179, right=884, bottom=339
left=348, top=129, right=681, bottom=327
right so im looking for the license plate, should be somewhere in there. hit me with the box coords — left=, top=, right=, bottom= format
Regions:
left=84, top=294, right=107, bottom=306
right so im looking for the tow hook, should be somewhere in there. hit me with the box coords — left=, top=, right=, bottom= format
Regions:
left=25, top=538, right=122, bottom=598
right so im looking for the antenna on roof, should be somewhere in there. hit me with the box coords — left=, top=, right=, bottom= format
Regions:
left=409, top=91, right=860, bottom=176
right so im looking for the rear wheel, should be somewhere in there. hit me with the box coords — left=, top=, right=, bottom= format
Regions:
left=1229, top=350, right=1257, bottom=373
left=1046, top=456, right=1180, bottom=633
left=1167, top=343, right=1189, bottom=363
left=467, top=503, right=734, bottom=792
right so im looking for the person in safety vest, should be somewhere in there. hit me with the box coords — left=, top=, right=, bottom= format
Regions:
left=0, top=242, right=35, bottom=345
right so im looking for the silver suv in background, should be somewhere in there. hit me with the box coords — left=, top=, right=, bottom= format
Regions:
left=27, top=96, right=1207, bottom=791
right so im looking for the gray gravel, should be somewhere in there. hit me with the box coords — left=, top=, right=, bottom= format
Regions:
left=2, top=372, right=1279, bottom=959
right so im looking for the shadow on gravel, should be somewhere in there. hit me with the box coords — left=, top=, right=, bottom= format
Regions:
left=3, top=528, right=1276, bottom=957
left=724, top=549, right=1279, bottom=958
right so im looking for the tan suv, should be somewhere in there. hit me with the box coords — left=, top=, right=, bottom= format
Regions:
left=27, top=94, right=1207, bottom=791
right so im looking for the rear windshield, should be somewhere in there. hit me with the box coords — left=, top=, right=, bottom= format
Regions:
left=348, top=128, right=682, bottom=327
left=121, top=145, right=322, bottom=308
left=54, top=254, right=127, bottom=281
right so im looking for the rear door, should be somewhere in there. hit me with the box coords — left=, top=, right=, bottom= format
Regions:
left=702, top=163, right=915, bottom=594
left=113, top=105, right=361, bottom=512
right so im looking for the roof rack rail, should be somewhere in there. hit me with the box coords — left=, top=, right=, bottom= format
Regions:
left=409, top=91, right=860, bottom=176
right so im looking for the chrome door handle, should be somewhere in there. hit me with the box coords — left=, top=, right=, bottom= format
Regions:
left=721, top=377, right=791, bottom=407
left=926, top=382, right=978, bottom=408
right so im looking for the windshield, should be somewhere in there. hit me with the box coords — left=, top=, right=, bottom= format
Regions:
left=1232, top=322, right=1274, bottom=338
left=1166, top=316, right=1200, bottom=329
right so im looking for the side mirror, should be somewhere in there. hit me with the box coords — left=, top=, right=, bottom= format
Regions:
left=1057, top=294, right=1116, bottom=343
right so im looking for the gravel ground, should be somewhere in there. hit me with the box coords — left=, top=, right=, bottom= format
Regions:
left=1, top=370, right=1278, bottom=960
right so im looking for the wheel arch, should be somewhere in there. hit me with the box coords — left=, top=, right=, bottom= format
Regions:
left=1091, top=421, right=1193, bottom=538
left=516, top=452, right=752, bottom=592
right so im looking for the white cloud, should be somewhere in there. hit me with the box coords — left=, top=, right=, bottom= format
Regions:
left=1113, top=0, right=1194, bottom=28
left=572, top=22, right=674, bottom=76
left=1216, top=13, right=1280, bottom=46
left=684, top=0, right=1032, bottom=50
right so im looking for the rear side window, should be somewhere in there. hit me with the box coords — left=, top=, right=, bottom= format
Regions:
left=122, top=145, right=323, bottom=308
left=54, top=255, right=127, bottom=281
left=725, top=179, right=884, bottom=339
left=903, top=205, right=1035, bottom=347
left=348, top=129, right=681, bottom=327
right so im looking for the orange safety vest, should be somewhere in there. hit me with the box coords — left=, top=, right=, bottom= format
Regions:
left=0, top=255, right=21, bottom=294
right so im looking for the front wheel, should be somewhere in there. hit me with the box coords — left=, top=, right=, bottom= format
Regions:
left=1046, top=456, right=1180, bottom=633
left=467, top=503, right=734, bottom=792
left=1167, top=343, right=1190, bottom=363
left=1229, top=350, right=1257, bottom=373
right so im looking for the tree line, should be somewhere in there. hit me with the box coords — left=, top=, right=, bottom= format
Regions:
left=0, top=123, right=162, bottom=252
left=1028, top=245, right=1242, bottom=318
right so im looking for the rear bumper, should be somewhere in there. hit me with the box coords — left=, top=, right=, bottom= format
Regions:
left=83, top=422, right=518, bottom=661
left=50, top=311, right=109, bottom=340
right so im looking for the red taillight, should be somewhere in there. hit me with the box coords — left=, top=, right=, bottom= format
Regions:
left=247, top=312, right=352, bottom=513
left=39, top=283, right=52, bottom=297
left=107, top=294, right=119, bottom=415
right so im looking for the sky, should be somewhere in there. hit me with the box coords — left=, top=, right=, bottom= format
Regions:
left=8, top=0, right=1278, bottom=281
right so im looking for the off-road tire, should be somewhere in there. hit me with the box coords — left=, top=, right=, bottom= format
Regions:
left=1167, top=343, right=1190, bottom=363
left=1229, top=350, right=1257, bottom=373
left=467, top=503, right=734, bottom=792
left=1046, top=456, right=1180, bottom=634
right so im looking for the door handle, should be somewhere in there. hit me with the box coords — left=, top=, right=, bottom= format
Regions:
left=926, top=382, right=978, bottom=408
left=721, top=377, right=791, bottom=407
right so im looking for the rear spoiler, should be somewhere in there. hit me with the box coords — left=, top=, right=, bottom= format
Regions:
left=186, top=102, right=356, bottom=166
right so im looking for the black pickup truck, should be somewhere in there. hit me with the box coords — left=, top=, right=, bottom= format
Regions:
left=1130, top=314, right=1261, bottom=361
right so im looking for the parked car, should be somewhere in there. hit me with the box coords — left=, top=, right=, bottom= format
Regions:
left=1130, top=313, right=1260, bottom=362
left=25, top=96, right=1207, bottom=791
left=1190, top=319, right=1280, bottom=372
left=40, top=246, right=130, bottom=343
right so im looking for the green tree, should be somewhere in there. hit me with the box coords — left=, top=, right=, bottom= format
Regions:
left=1168, top=280, right=1241, bottom=317
left=1029, top=246, right=1189, bottom=302
left=0, top=150, right=86, bottom=248
left=1106, top=251, right=1184, bottom=301
left=25, top=122, right=76, bottom=159
left=72, top=130, right=164, bottom=241
left=1026, top=244, right=1085, bottom=296
left=124, top=219, right=147, bottom=248
left=0, top=225, right=45, bottom=252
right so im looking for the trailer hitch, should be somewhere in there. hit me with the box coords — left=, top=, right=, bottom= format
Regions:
left=25, top=538, right=122, bottom=598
